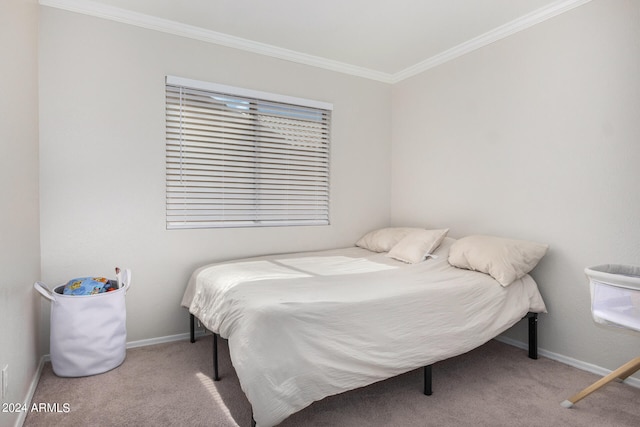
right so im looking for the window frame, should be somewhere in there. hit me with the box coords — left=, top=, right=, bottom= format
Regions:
left=165, top=76, right=333, bottom=230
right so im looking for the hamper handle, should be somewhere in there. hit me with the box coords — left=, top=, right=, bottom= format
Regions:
left=118, top=268, right=132, bottom=293
left=33, top=281, right=56, bottom=302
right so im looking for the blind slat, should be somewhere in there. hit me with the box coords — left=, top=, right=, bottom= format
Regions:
left=166, top=79, right=331, bottom=229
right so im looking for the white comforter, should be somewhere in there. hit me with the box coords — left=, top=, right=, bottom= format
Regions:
left=181, top=238, right=547, bottom=427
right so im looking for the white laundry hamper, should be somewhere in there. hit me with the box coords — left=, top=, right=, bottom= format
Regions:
left=34, top=269, right=131, bottom=377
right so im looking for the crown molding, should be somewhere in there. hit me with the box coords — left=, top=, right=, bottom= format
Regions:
left=391, top=0, right=594, bottom=83
left=38, top=0, right=394, bottom=83
left=40, top=0, right=592, bottom=85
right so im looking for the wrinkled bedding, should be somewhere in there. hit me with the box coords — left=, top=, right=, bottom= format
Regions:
left=181, top=238, right=547, bottom=426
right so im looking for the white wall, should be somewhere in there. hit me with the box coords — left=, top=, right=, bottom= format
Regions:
left=38, top=7, right=392, bottom=349
left=0, top=1, right=41, bottom=426
left=391, top=0, right=640, bottom=376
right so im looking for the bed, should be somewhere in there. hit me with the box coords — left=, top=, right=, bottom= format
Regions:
left=181, top=230, right=548, bottom=427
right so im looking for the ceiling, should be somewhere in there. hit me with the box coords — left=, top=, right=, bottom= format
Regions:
left=40, top=0, right=592, bottom=82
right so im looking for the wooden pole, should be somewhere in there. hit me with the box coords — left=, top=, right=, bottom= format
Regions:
left=562, top=356, right=640, bottom=408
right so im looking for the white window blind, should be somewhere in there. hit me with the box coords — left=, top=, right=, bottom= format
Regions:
left=166, top=76, right=332, bottom=229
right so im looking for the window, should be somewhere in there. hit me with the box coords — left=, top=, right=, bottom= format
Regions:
left=165, top=76, right=332, bottom=229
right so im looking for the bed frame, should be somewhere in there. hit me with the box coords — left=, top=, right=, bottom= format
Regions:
left=189, top=311, right=539, bottom=425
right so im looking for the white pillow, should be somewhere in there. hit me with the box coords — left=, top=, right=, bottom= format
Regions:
left=355, top=227, right=423, bottom=252
left=387, top=229, right=449, bottom=264
left=448, top=235, right=549, bottom=286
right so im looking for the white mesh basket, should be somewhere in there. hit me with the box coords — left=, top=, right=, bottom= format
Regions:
left=586, top=264, right=640, bottom=332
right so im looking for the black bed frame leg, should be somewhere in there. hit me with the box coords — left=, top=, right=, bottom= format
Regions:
left=420, top=313, right=536, bottom=400
left=213, top=332, right=220, bottom=381
left=190, top=313, right=196, bottom=343
left=423, top=364, right=433, bottom=396
left=190, top=314, right=221, bottom=381
left=528, top=312, right=538, bottom=360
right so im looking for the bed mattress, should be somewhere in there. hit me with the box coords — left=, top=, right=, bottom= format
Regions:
left=181, top=237, right=547, bottom=426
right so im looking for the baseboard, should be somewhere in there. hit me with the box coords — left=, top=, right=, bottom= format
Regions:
left=495, top=336, right=640, bottom=389
left=15, top=355, right=47, bottom=427
left=126, top=329, right=208, bottom=349
left=38, top=330, right=208, bottom=363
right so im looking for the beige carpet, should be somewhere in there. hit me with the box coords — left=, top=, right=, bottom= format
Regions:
left=24, top=337, right=639, bottom=426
